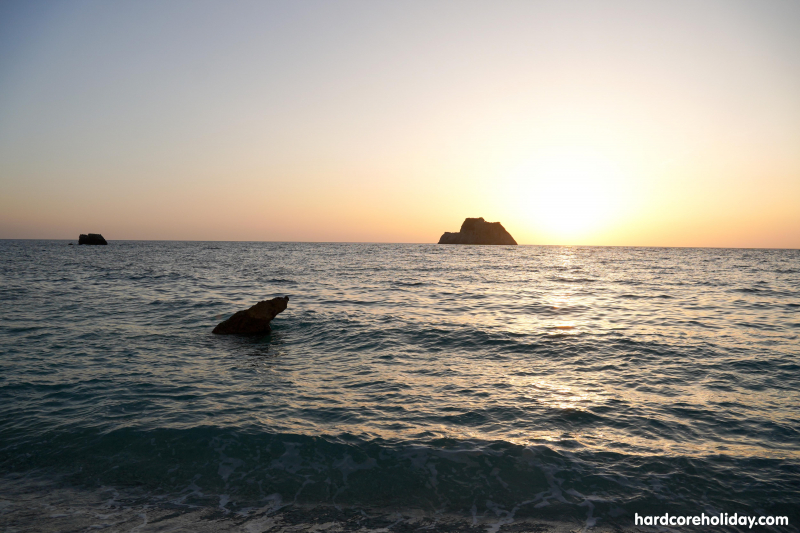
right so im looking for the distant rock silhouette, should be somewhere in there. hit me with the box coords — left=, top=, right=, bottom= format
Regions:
left=212, top=296, right=289, bottom=335
left=78, top=233, right=107, bottom=245
left=438, top=217, right=517, bottom=245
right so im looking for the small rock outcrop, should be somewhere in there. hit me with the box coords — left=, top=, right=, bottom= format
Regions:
left=212, top=296, right=289, bottom=335
left=438, top=218, right=517, bottom=245
left=78, top=233, right=107, bottom=245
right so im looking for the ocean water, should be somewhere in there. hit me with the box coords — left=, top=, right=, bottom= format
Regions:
left=1, top=240, right=799, bottom=532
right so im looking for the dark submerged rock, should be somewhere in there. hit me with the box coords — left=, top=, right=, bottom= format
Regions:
left=438, top=217, right=517, bottom=245
left=212, top=296, right=289, bottom=335
left=78, top=233, right=107, bottom=245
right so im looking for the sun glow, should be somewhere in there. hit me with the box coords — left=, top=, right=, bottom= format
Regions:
left=505, top=149, right=629, bottom=243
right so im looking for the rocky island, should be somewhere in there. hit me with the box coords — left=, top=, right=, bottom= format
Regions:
left=78, top=233, right=108, bottom=245
left=438, top=217, right=517, bottom=245
left=213, top=296, right=289, bottom=335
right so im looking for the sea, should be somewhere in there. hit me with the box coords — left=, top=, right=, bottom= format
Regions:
left=1, top=240, right=798, bottom=532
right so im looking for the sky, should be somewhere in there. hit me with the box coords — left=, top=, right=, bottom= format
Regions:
left=1, top=0, right=798, bottom=247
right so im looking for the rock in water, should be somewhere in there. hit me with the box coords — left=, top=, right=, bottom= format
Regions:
left=438, top=217, right=517, bottom=245
left=212, top=296, right=289, bottom=335
left=78, top=233, right=108, bottom=245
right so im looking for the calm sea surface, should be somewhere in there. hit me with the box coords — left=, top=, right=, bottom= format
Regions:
left=1, top=241, right=799, bottom=531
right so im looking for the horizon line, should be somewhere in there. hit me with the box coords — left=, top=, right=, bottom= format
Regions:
left=1, top=238, right=797, bottom=251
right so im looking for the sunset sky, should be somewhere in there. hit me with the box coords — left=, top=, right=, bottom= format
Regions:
left=1, top=0, right=798, bottom=247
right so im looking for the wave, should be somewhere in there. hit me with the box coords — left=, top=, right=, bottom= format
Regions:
left=1, top=427, right=797, bottom=527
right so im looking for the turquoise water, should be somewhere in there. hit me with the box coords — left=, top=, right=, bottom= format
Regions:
left=1, top=241, right=799, bottom=530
